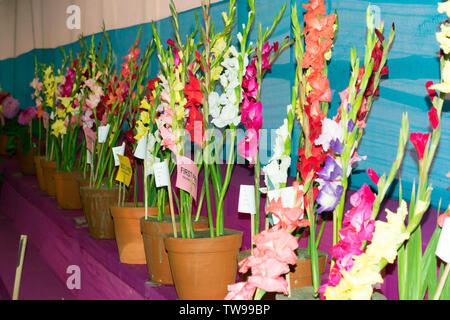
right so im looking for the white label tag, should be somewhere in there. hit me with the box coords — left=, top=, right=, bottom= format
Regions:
left=50, top=111, right=55, bottom=120
left=436, top=218, right=450, bottom=263
left=153, top=161, right=170, bottom=188
left=112, top=142, right=125, bottom=167
left=86, top=150, right=92, bottom=165
left=145, top=156, right=160, bottom=177
left=98, top=124, right=110, bottom=143
left=238, top=185, right=256, bottom=215
left=134, top=136, right=148, bottom=160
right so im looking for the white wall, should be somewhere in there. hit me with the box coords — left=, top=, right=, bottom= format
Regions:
left=0, top=0, right=220, bottom=60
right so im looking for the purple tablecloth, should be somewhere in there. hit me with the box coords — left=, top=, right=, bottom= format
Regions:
left=0, top=156, right=441, bottom=300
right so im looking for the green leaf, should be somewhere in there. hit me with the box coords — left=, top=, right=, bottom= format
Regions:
left=406, top=226, right=422, bottom=299
left=421, top=226, right=441, bottom=299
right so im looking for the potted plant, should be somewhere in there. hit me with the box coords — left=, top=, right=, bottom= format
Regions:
left=226, top=1, right=396, bottom=300
left=0, top=91, right=20, bottom=156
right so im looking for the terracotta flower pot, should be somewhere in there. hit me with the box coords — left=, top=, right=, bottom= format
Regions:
left=41, top=160, right=57, bottom=197
left=164, top=229, right=243, bottom=300
left=34, top=156, right=46, bottom=191
left=79, top=186, right=119, bottom=239
left=0, top=135, right=9, bottom=156
left=288, top=247, right=327, bottom=290
left=140, top=216, right=209, bottom=285
left=110, top=203, right=167, bottom=265
left=17, top=145, right=37, bottom=176
left=54, top=171, right=83, bottom=210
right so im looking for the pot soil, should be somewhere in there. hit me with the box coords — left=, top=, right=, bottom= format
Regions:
left=54, top=171, right=83, bottom=210
left=140, top=216, right=209, bottom=285
left=17, top=146, right=37, bottom=176
left=41, top=160, right=57, bottom=197
left=164, top=229, right=242, bottom=300
left=34, top=156, right=46, bottom=191
left=110, top=203, right=169, bottom=265
left=79, top=186, right=120, bottom=239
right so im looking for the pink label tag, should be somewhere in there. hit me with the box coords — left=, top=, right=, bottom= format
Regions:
left=175, top=155, right=198, bottom=201
left=83, top=127, right=97, bottom=155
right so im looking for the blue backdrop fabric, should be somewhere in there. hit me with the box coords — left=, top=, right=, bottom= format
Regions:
left=0, top=0, right=448, bottom=208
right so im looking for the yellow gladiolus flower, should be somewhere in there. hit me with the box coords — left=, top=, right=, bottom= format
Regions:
left=140, top=111, right=150, bottom=125
left=211, top=66, right=224, bottom=81
left=140, top=99, right=151, bottom=111
left=438, top=0, right=450, bottom=17
left=429, top=60, right=450, bottom=93
left=212, top=37, right=227, bottom=57
left=51, top=119, right=67, bottom=138
left=134, top=122, right=148, bottom=141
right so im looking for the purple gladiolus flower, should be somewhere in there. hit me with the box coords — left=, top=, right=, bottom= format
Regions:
left=348, top=119, right=355, bottom=133
left=316, top=182, right=344, bottom=213
left=317, top=156, right=343, bottom=181
left=330, top=139, right=344, bottom=154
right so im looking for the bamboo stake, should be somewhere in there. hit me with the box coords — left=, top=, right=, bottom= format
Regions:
left=12, top=235, right=27, bottom=301
left=166, top=160, right=177, bottom=238
left=433, top=263, right=450, bottom=300
left=144, top=166, right=148, bottom=220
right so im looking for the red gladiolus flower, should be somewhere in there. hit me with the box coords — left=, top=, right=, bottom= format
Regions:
left=410, top=132, right=431, bottom=161
left=184, top=76, right=203, bottom=108
left=428, top=107, right=439, bottom=130
left=186, top=107, right=204, bottom=147
left=367, top=168, right=380, bottom=185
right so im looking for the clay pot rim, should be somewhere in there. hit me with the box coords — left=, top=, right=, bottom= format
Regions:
left=80, top=185, right=121, bottom=192
left=111, top=204, right=159, bottom=220
left=54, top=170, right=83, bottom=178
left=164, top=229, right=243, bottom=254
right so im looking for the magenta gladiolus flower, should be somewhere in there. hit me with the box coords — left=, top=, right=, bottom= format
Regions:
left=320, top=184, right=376, bottom=298
left=367, top=168, right=380, bottom=185
left=428, top=107, right=439, bottom=130
left=410, top=132, right=431, bottom=161
left=238, top=129, right=259, bottom=164
left=18, top=107, right=37, bottom=126
left=241, top=101, right=263, bottom=132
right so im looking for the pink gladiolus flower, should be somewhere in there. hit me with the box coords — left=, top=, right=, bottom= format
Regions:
left=252, top=228, right=299, bottom=265
left=238, top=129, right=259, bottom=164
left=410, top=132, right=431, bottom=161
left=367, top=168, right=380, bottom=185
left=266, top=197, right=310, bottom=232
left=428, top=107, right=439, bottom=130
left=438, top=212, right=450, bottom=228
left=225, top=282, right=257, bottom=300
left=247, top=276, right=289, bottom=295
left=159, top=125, right=177, bottom=154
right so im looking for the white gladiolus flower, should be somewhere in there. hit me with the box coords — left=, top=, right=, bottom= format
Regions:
left=315, top=118, right=344, bottom=152
left=263, top=156, right=291, bottom=190
left=271, top=119, right=290, bottom=161
left=438, top=0, right=450, bottom=18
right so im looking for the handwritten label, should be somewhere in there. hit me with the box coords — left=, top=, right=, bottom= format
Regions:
left=153, top=161, right=170, bottom=187
left=83, top=127, right=97, bottom=154
left=238, top=185, right=256, bottom=215
left=112, top=143, right=125, bottom=167
left=98, top=124, right=110, bottom=143
left=175, top=155, right=198, bottom=201
left=134, top=136, right=147, bottom=160
left=115, top=155, right=132, bottom=187
left=436, top=218, right=450, bottom=263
